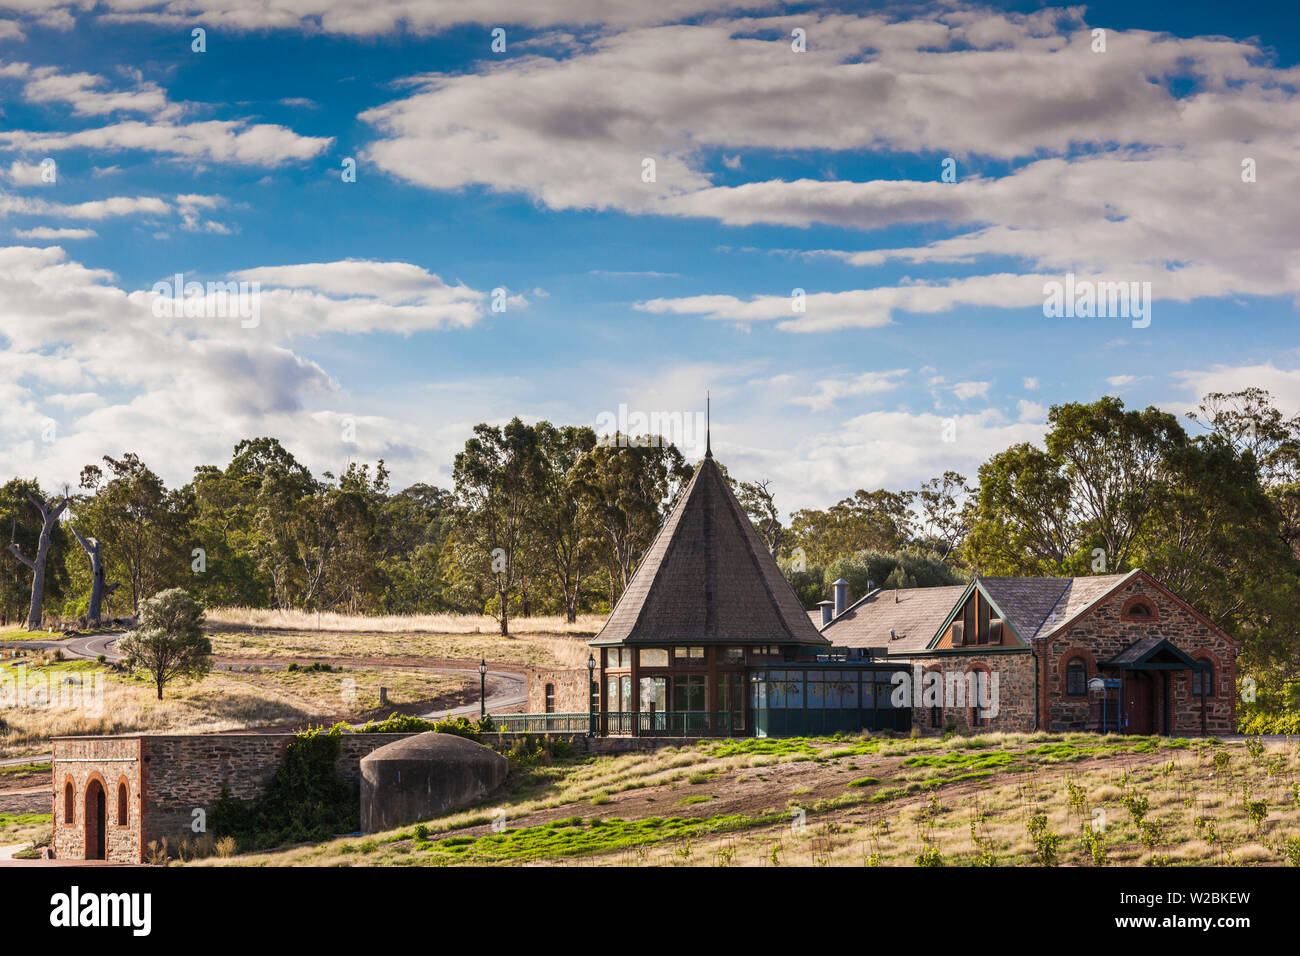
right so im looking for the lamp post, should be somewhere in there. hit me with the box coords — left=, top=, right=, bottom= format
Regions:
left=587, top=653, right=597, bottom=738
left=479, top=658, right=487, bottom=721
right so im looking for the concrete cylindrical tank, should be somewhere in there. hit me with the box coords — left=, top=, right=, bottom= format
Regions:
left=359, top=732, right=508, bottom=834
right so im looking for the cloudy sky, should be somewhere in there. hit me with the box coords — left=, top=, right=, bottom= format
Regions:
left=0, top=0, right=1296, bottom=513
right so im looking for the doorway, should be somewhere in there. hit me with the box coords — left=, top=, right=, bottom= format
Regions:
left=84, top=779, right=106, bottom=860
left=1124, top=673, right=1154, bottom=735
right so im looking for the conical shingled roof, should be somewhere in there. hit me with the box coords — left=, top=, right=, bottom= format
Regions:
left=590, top=455, right=829, bottom=647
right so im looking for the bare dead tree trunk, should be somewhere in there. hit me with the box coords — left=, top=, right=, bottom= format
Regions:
left=70, top=527, right=113, bottom=623
left=9, top=493, right=69, bottom=631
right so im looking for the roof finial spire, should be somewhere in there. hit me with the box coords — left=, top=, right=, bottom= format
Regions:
left=705, top=391, right=712, bottom=458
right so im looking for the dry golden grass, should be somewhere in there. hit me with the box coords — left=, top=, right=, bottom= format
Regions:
left=0, top=659, right=467, bottom=758
left=208, top=628, right=591, bottom=669
left=206, top=607, right=604, bottom=636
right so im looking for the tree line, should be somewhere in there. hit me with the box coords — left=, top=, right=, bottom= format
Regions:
left=5, top=389, right=1299, bottom=688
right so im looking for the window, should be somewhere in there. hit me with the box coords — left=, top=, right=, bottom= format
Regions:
left=1121, top=597, right=1158, bottom=622
left=607, top=649, right=631, bottom=668
left=117, top=782, right=128, bottom=826
left=544, top=683, right=556, bottom=713
left=640, top=676, right=668, bottom=712
left=1193, top=661, right=1215, bottom=697
left=673, top=646, right=706, bottom=663
left=1066, top=658, right=1088, bottom=696
left=639, top=648, right=669, bottom=668
left=672, top=674, right=706, bottom=711
left=720, top=647, right=744, bottom=664
left=64, top=781, right=74, bottom=824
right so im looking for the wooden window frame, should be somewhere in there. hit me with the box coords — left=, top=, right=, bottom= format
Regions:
left=1065, top=657, right=1088, bottom=697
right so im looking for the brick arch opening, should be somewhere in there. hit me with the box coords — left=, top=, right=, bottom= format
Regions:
left=1121, top=595, right=1161, bottom=623
left=923, top=664, right=944, bottom=729
left=963, top=662, right=993, bottom=727
left=1058, top=647, right=1099, bottom=697
left=83, top=774, right=107, bottom=861
left=63, top=777, right=75, bottom=825
left=1190, top=649, right=1223, bottom=698
left=116, top=776, right=130, bottom=827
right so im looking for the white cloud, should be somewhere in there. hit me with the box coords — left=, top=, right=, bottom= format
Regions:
left=791, top=369, right=908, bottom=412
left=951, top=381, right=990, bottom=402
left=352, top=8, right=1299, bottom=331
left=1023, top=377, right=1040, bottom=391
left=0, top=191, right=169, bottom=220
left=83, top=0, right=777, bottom=34
left=0, top=245, right=500, bottom=489
left=1171, top=362, right=1300, bottom=418
left=1017, top=399, right=1046, bottom=422
left=0, top=119, right=333, bottom=167
left=5, top=160, right=50, bottom=185
left=13, top=226, right=96, bottom=239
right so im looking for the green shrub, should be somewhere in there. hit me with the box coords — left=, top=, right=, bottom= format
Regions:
left=210, top=724, right=355, bottom=850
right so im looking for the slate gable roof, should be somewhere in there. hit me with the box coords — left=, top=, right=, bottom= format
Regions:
left=819, top=584, right=970, bottom=653
left=590, top=455, right=829, bottom=647
left=821, top=571, right=1141, bottom=654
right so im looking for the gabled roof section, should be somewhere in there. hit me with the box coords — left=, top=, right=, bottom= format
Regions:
left=590, top=456, right=829, bottom=647
left=819, top=584, right=969, bottom=653
left=923, top=577, right=1038, bottom=650
left=820, top=571, right=1150, bottom=656
left=1031, top=570, right=1142, bottom=640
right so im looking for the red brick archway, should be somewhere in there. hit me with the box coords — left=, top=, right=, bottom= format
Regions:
left=84, top=774, right=107, bottom=860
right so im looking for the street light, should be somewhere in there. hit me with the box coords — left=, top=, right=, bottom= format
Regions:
left=479, top=658, right=488, bottom=721
left=587, top=653, right=597, bottom=738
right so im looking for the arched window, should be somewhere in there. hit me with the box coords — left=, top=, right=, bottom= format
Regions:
left=1128, top=601, right=1152, bottom=618
left=1066, top=658, right=1088, bottom=696
left=967, top=667, right=991, bottom=728
left=64, top=781, right=74, bottom=824
left=544, top=683, right=556, bottom=713
left=1193, top=660, right=1215, bottom=697
left=117, top=782, right=129, bottom=826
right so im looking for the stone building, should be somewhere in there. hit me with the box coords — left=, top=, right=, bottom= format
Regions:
left=52, top=732, right=410, bottom=862
left=524, top=444, right=1238, bottom=738
left=523, top=444, right=910, bottom=737
left=819, top=569, right=1239, bottom=735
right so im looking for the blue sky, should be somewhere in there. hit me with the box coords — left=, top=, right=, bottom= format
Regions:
left=0, top=0, right=1296, bottom=513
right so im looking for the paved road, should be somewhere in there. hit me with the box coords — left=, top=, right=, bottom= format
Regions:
left=7, top=632, right=123, bottom=662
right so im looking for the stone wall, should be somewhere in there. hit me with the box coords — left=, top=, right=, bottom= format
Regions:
left=1040, top=575, right=1238, bottom=735
left=895, top=574, right=1238, bottom=736
left=53, top=732, right=412, bottom=861
left=525, top=667, right=591, bottom=713
left=51, top=736, right=142, bottom=863
left=896, top=650, right=1038, bottom=733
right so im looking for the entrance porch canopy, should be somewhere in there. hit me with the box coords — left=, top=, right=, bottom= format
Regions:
left=1100, top=637, right=1207, bottom=672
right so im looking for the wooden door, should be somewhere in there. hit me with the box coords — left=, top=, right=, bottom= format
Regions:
left=1124, top=674, right=1154, bottom=735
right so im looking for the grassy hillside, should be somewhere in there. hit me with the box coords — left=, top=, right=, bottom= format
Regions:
left=200, top=732, right=1300, bottom=868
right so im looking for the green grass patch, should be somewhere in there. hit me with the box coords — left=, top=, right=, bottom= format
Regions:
left=678, top=794, right=715, bottom=806
left=0, top=762, right=51, bottom=776
left=416, top=811, right=786, bottom=864
left=0, top=812, right=50, bottom=827
left=847, top=776, right=880, bottom=788
left=901, top=749, right=1020, bottom=773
